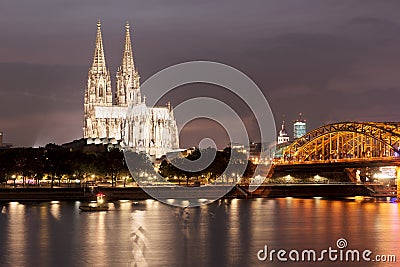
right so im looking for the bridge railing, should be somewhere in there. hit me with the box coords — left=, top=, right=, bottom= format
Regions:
left=275, top=156, right=400, bottom=165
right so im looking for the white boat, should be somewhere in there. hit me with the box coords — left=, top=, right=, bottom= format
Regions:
left=79, top=193, right=109, bottom=212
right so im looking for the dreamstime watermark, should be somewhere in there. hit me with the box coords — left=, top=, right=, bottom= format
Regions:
left=123, top=61, right=276, bottom=207
left=257, top=238, right=396, bottom=263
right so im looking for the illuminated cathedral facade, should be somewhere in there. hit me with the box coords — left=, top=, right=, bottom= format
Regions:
left=83, top=21, right=179, bottom=158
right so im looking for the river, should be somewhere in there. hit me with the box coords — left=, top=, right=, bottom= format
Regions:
left=0, top=198, right=398, bottom=267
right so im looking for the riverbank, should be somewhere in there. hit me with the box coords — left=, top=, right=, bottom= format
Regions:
left=0, top=183, right=385, bottom=201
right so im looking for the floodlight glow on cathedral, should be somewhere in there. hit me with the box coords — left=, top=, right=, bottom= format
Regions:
left=83, top=21, right=179, bottom=158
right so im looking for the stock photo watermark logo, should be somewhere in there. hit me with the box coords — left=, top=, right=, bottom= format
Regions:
left=123, top=61, right=276, bottom=207
left=257, top=238, right=396, bottom=263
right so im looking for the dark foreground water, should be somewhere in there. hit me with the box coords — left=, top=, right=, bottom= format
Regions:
left=0, top=198, right=399, bottom=267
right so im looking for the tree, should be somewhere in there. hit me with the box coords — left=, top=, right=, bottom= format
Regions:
left=98, top=148, right=128, bottom=187
left=157, top=147, right=254, bottom=185
left=45, top=144, right=74, bottom=188
left=0, top=150, right=15, bottom=184
left=124, top=151, right=156, bottom=184
left=70, top=151, right=98, bottom=185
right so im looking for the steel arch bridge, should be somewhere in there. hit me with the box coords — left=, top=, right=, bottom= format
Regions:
left=283, top=122, right=400, bottom=162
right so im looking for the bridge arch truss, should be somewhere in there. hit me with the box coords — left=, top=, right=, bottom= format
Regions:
left=283, top=122, right=400, bottom=162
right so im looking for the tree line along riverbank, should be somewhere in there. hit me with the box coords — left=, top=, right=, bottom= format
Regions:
left=0, top=144, right=256, bottom=189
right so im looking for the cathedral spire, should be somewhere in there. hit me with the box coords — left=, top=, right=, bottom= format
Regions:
left=116, top=21, right=141, bottom=106
left=84, top=20, right=113, bottom=139
left=122, top=21, right=135, bottom=73
left=91, top=20, right=107, bottom=74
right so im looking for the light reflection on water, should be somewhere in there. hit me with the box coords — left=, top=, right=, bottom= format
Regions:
left=0, top=198, right=398, bottom=267
left=6, top=202, right=26, bottom=266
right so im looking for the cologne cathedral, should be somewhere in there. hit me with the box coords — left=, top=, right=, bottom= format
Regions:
left=83, top=21, right=179, bottom=158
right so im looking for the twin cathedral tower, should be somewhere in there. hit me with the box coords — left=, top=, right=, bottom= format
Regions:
left=83, top=21, right=179, bottom=157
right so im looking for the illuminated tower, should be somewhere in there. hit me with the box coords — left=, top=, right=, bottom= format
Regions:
left=82, top=21, right=179, bottom=157
left=293, top=113, right=306, bottom=139
left=277, top=121, right=290, bottom=144
left=116, top=22, right=141, bottom=106
left=83, top=20, right=113, bottom=138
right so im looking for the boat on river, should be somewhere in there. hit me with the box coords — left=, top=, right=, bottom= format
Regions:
left=79, top=193, right=109, bottom=212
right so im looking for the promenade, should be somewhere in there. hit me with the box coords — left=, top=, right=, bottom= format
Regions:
left=0, top=183, right=382, bottom=201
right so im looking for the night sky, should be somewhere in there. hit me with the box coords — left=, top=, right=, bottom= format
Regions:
left=1, top=0, right=400, bottom=148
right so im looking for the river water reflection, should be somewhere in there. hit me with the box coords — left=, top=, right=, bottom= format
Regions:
left=0, top=198, right=398, bottom=267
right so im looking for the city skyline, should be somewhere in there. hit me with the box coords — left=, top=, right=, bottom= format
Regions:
left=2, top=1, right=400, bottom=148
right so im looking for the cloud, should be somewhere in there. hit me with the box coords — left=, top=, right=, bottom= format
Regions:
left=0, top=63, right=85, bottom=146
left=1, top=1, right=400, bottom=147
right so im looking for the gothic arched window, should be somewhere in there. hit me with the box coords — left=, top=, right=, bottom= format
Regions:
left=99, top=84, right=103, bottom=97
